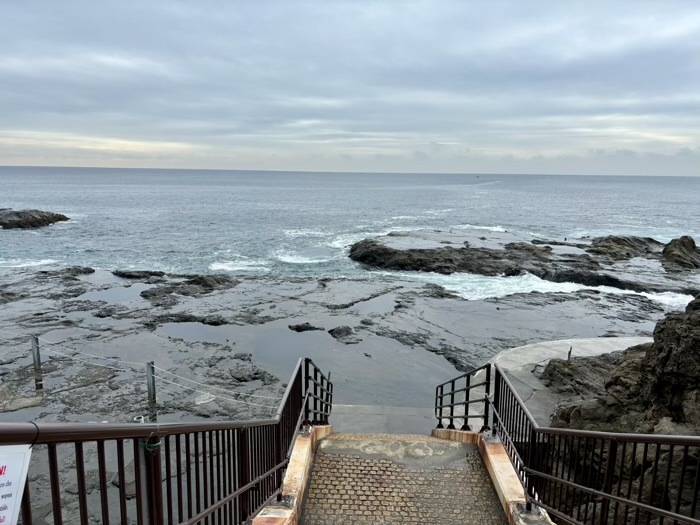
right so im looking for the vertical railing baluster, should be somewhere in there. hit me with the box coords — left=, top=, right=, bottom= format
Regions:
left=194, top=433, right=201, bottom=516
left=21, top=479, right=33, bottom=525
left=74, top=442, right=89, bottom=525
left=482, top=364, right=491, bottom=432
left=447, top=379, right=456, bottom=429
left=97, top=440, right=111, bottom=525
left=176, top=435, right=184, bottom=524
left=48, top=443, right=64, bottom=525
left=239, top=428, right=250, bottom=520
left=116, top=439, right=128, bottom=525
left=165, top=436, right=173, bottom=525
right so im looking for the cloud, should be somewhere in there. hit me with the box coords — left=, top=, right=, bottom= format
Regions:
left=0, top=1, right=698, bottom=175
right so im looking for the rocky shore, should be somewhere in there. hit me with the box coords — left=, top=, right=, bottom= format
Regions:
left=1, top=228, right=698, bottom=428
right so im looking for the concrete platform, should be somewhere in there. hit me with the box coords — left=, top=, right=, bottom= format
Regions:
left=330, top=404, right=435, bottom=435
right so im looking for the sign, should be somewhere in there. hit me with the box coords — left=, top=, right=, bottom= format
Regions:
left=0, top=445, right=32, bottom=525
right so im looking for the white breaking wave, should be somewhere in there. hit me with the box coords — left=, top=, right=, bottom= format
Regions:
left=0, top=258, right=57, bottom=268
left=328, top=226, right=427, bottom=251
left=451, top=224, right=508, bottom=233
left=272, top=248, right=335, bottom=264
left=209, top=257, right=271, bottom=272
left=283, top=229, right=329, bottom=238
left=374, top=270, right=693, bottom=309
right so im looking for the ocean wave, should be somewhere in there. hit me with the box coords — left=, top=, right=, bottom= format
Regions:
left=451, top=224, right=507, bottom=233
left=209, top=258, right=271, bottom=272
left=372, top=270, right=694, bottom=309
left=283, top=229, right=329, bottom=238
left=327, top=226, right=424, bottom=251
left=272, top=248, right=335, bottom=264
left=0, top=258, right=57, bottom=268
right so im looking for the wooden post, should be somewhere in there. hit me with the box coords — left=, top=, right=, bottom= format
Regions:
left=147, top=361, right=156, bottom=405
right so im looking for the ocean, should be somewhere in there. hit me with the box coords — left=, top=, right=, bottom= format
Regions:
left=1, top=166, right=698, bottom=305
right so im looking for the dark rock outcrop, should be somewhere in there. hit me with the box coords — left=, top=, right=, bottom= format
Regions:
left=0, top=209, right=69, bottom=229
left=662, top=236, right=700, bottom=270
left=288, top=322, right=325, bottom=332
left=586, top=235, right=663, bottom=260
left=349, top=236, right=690, bottom=293
left=140, top=274, right=240, bottom=306
left=548, top=295, right=700, bottom=435
left=640, top=298, right=700, bottom=426
left=113, top=270, right=166, bottom=279
left=328, top=326, right=362, bottom=344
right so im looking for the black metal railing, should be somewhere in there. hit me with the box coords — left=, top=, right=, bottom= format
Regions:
left=436, top=362, right=700, bottom=525
left=435, top=363, right=491, bottom=431
left=0, top=357, right=332, bottom=525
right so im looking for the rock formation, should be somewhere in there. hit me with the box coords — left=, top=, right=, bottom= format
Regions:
left=0, top=208, right=69, bottom=229
left=349, top=234, right=700, bottom=295
left=547, top=294, right=700, bottom=435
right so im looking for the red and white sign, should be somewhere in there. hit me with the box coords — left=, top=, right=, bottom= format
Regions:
left=0, top=445, right=32, bottom=525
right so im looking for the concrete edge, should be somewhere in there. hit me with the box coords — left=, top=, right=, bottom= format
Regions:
left=432, top=429, right=554, bottom=525
left=251, top=425, right=333, bottom=525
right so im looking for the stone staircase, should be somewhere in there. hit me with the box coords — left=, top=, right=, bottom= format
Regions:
left=299, top=433, right=508, bottom=525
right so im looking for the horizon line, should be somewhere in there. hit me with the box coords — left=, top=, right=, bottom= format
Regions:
left=0, top=164, right=697, bottom=178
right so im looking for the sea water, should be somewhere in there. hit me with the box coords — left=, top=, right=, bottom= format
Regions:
left=1, top=166, right=698, bottom=307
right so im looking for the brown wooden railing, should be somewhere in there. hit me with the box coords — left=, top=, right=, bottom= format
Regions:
left=1, top=357, right=332, bottom=525
left=437, top=363, right=700, bottom=525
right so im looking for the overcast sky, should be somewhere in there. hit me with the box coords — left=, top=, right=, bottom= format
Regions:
left=1, top=1, right=698, bottom=175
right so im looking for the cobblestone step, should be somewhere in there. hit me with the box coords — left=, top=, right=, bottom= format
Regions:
left=300, top=433, right=508, bottom=525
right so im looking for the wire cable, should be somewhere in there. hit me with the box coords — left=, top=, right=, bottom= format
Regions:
left=37, top=337, right=143, bottom=370
left=153, top=365, right=282, bottom=400
left=42, top=346, right=130, bottom=372
left=154, top=375, right=277, bottom=409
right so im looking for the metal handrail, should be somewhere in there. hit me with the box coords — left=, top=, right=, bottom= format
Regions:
left=435, top=362, right=700, bottom=525
left=434, top=363, right=491, bottom=431
left=1, top=356, right=333, bottom=525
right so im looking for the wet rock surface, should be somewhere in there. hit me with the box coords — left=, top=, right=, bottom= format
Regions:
left=349, top=230, right=700, bottom=295
left=0, top=208, right=70, bottom=229
left=288, top=322, right=325, bottom=332
left=0, top=243, right=693, bottom=523
left=662, top=235, right=700, bottom=270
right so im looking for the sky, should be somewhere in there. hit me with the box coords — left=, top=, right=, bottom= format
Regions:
left=1, top=1, right=699, bottom=176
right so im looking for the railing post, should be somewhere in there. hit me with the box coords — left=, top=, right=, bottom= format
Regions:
left=275, top=423, right=284, bottom=501
left=526, top=427, right=537, bottom=512
left=322, top=371, right=331, bottom=424
left=141, top=436, right=164, bottom=525
left=448, top=379, right=456, bottom=429
left=239, top=428, right=251, bottom=520
left=482, top=364, right=491, bottom=432
left=463, top=374, right=472, bottom=431
left=147, top=361, right=156, bottom=405
left=492, top=367, right=500, bottom=436
left=312, top=366, right=319, bottom=424
left=436, top=385, right=444, bottom=429
left=303, top=359, right=311, bottom=425
left=599, top=439, right=618, bottom=523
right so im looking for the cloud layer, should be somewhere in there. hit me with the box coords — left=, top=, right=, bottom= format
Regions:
left=1, top=1, right=699, bottom=175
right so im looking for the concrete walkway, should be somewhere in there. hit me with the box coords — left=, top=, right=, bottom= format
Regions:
left=495, top=337, right=651, bottom=425
left=299, top=433, right=507, bottom=525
